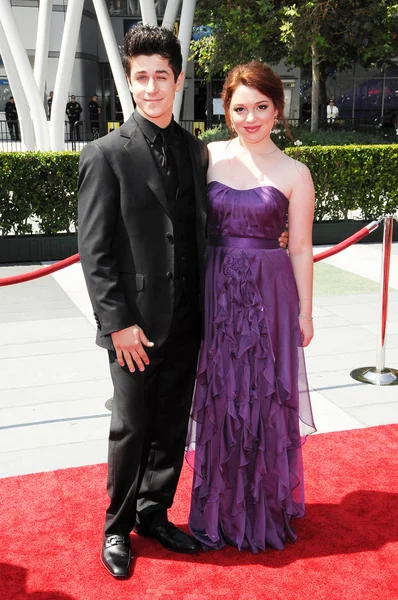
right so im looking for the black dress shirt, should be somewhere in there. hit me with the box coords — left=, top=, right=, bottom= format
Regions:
left=133, top=111, right=199, bottom=310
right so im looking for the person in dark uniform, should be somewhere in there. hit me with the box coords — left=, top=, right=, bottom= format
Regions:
left=302, top=97, right=311, bottom=123
left=78, top=25, right=287, bottom=580
left=5, top=96, right=20, bottom=141
left=47, top=91, right=53, bottom=119
left=88, top=94, right=102, bottom=139
left=65, top=95, right=82, bottom=141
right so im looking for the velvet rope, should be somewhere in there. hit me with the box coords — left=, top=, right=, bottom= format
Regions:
left=0, top=220, right=380, bottom=286
left=313, top=220, right=379, bottom=263
left=0, top=253, right=80, bottom=286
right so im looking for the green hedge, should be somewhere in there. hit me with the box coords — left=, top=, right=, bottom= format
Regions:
left=285, top=145, right=398, bottom=221
left=0, top=152, right=78, bottom=235
left=200, top=123, right=398, bottom=149
left=0, top=146, right=397, bottom=234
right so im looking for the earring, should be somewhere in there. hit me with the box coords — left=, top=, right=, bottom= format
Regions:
left=274, top=116, right=279, bottom=125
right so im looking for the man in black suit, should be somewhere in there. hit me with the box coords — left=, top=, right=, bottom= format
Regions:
left=78, top=26, right=207, bottom=579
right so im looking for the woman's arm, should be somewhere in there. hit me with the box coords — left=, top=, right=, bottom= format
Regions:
left=287, top=161, right=315, bottom=347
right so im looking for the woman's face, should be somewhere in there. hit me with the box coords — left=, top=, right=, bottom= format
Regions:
left=229, top=84, right=278, bottom=145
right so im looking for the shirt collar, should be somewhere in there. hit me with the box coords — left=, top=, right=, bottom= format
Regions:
left=133, top=110, right=175, bottom=143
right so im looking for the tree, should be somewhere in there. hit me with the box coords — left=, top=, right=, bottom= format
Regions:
left=281, top=1, right=398, bottom=131
left=192, top=1, right=286, bottom=78
left=193, top=0, right=398, bottom=132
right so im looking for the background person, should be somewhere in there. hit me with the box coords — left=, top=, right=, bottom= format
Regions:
left=47, top=91, right=53, bottom=119
left=5, top=96, right=19, bottom=141
left=88, top=94, right=102, bottom=139
left=326, top=98, right=339, bottom=126
left=301, top=97, right=311, bottom=122
left=65, top=95, right=82, bottom=141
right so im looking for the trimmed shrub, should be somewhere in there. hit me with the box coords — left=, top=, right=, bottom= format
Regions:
left=285, top=145, right=398, bottom=221
left=0, top=151, right=78, bottom=235
left=0, top=145, right=397, bottom=234
left=200, top=123, right=397, bottom=149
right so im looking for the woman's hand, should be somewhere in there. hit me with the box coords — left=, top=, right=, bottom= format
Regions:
left=278, top=230, right=288, bottom=249
left=300, top=318, right=314, bottom=347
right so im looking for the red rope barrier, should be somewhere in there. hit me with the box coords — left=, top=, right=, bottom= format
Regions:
left=313, top=220, right=379, bottom=263
left=0, top=220, right=380, bottom=286
left=0, top=253, right=80, bottom=286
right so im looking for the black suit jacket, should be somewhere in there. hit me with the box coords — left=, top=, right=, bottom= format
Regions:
left=78, top=114, right=208, bottom=350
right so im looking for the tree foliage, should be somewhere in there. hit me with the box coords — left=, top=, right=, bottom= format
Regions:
left=194, top=0, right=398, bottom=75
left=193, top=0, right=398, bottom=130
left=192, top=1, right=286, bottom=77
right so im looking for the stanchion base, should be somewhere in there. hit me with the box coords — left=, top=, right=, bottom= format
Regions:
left=350, top=367, right=398, bottom=386
left=105, top=398, right=113, bottom=411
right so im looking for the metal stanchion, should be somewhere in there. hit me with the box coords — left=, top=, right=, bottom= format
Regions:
left=351, top=216, right=398, bottom=386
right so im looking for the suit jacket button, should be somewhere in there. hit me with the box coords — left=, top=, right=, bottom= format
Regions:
left=166, top=271, right=173, bottom=279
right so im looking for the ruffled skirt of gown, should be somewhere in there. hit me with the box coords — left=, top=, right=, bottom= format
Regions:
left=187, top=245, right=316, bottom=553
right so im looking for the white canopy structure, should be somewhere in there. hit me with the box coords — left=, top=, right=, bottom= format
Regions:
left=0, top=0, right=196, bottom=151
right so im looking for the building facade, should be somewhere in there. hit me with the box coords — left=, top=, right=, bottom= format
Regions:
left=0, top=0, right=303, bottom=138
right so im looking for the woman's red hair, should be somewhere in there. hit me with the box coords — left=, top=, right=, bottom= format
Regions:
left=221, top=61, right=291, bottom=137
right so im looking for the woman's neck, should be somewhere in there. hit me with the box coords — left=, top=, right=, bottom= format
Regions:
left=235, top=134, right=277, bottom=157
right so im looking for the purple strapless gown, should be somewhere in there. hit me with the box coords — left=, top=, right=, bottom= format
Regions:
left=187, top=181, right=316, bottom=553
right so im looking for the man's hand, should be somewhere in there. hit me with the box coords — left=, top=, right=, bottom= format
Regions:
left=278, top=230, right=289, bottom=250
left=111, top=325, right=154, bottom=373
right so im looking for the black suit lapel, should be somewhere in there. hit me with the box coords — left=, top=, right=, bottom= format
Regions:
left=121, top=116, right=171, bottom=219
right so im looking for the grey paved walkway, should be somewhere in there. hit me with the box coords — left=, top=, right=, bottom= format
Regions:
left=0, top=243, right=397, bottom=478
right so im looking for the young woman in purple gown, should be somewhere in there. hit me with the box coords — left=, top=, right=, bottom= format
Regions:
left=187, top=61, right=317, bottom=553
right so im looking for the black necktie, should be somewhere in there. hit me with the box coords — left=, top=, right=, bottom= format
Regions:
left=154, top=132, right=168, bottom=172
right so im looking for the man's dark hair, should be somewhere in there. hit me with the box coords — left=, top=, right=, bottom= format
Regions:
left=122, top=25, right=182, bottom=82
left=10, top=96, right=14, bottom=100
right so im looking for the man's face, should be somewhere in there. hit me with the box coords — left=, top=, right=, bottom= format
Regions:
left=127, top=54, right=183, bottom=128
left=71, top=97, right=76, bottom=103
left=93, top=96, right=97, bottom=102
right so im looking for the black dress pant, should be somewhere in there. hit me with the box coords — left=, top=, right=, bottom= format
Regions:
left=105, top=295, right=201, bottom=535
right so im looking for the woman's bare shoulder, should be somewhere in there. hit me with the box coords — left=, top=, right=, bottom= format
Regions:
left=207, top=140, right=229, bottom=151
left=282, top=151, right=312, bottom=181
left=207, top=140, right=230, bottom=163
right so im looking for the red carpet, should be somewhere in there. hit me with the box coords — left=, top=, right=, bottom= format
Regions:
left=0, top=425, right=397, bottom=600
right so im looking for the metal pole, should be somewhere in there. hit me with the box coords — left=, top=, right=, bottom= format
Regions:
left=49, top=0, right=85, bottom=151
left=381, top=67, right=386, bottom=118
left=0, top=20, right=36, bottom=150
left=92, top=0, right=134, bottom=123
left=34, top=0, right=53, bottom=99
left=351, top=217, right=398, bottom=386
left=0, top=0, right=50, bottom=150
left=173, top=0, right=197, bottom=122
left=376, top=216, right=393, bottom=372
left=163, top=0, right=181, bottom=29
left=140, top=0, right=157, bottom=26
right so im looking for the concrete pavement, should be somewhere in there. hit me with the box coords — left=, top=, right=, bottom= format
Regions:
left=0, top=242, right=397, bottom=478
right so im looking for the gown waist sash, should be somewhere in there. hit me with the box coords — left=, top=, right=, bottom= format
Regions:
left=208, top=236, right=279, bottom=249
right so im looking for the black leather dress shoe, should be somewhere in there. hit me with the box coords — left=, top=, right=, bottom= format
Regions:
left=101, top=534, right=132, bottom=578
left=135, top=521, right=199, bottom=554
